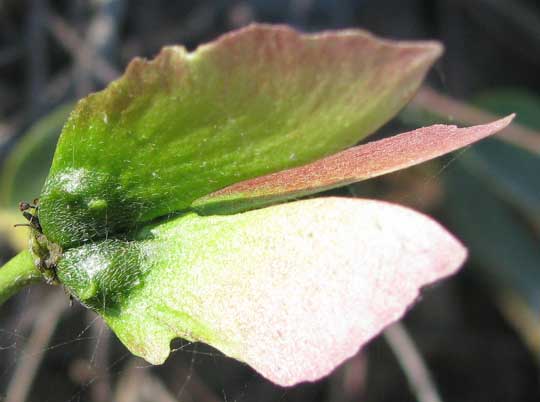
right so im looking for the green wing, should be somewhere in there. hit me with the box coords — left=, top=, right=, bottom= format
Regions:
left=39, top=24, right=441, bottom=247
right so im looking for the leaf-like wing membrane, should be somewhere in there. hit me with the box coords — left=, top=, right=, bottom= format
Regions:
left=193, top=116, right=514, bottom=214
left=39, top=24, right=441, bottom=246
left=57, top=197, right=466, bottom=386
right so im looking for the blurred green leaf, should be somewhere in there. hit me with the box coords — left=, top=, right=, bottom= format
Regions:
left=460, top=139, right=540, bottom=228
left=0, top=103, right=71, bottom=252
left=463, top=89, right=540, bottom=227
left=443, top=162, right=540, bottom=355
left=0, top=210, right=28, bottom=251
left=444, top=163, right=540, bottom=305
left=0, top=103, right=72, bottom=209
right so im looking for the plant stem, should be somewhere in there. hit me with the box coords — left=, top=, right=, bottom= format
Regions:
left=0, top=251, right=42, bottom=305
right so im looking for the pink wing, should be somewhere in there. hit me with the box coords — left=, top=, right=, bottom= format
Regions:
left=165, top=197, right=466, bottom=385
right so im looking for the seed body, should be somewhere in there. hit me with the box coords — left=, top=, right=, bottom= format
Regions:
left=56, top=239, right=148, bottom=310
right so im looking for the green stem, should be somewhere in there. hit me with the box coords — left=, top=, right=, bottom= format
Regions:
left=0, top=251, right=42, bottom=305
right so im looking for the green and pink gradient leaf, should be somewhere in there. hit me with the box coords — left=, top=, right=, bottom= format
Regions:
left=39, top=23, right=442, bottom=246
left=193, top=115, right=514, bottom=214
left=57, top=197, right=466, bottom=386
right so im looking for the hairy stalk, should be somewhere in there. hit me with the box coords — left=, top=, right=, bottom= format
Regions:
left=0, top=251, right=42, bottom=305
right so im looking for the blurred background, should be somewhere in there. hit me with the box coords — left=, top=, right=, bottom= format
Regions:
left=0, top=1, right=539, bottom=401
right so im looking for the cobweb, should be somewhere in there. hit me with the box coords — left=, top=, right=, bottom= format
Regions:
left=0, top=287, right=234, bottom=402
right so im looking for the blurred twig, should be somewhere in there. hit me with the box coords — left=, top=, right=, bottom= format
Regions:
left=114, top=359, right=142, bottom=402
left=115, top=359, right=181, bottom=402
left=384, top=322, right=444, bottom=402
left=327, top=353, right=367, bottom=402
left=174, top=363, right=222, bottom=402
left=463, top=0, right=540, bottom=66
left=142, top=374, right=180, bottom=402
left=71, top=0, right=94, bottom=97
left=0, top=47, right=20, bottom=67
left=87, top=0, right=126, bottom=62
left=87, top=313, right=112, bottom=402
left=46, top=11, right=120, bottom=84
left=0, top=67, right=73, bottom=149
left=123, top=3, right=217, bottom=59
left=412, top=87, right=540, bottom=154
left=25, top=0, right=48, bottom=119
left=5, top=290, right=67, bottom=402
left=496, top=290, right=540, bottom=360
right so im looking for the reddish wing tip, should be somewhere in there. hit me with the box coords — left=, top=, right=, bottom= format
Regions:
left=193, top=115, right=514, bottom=215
